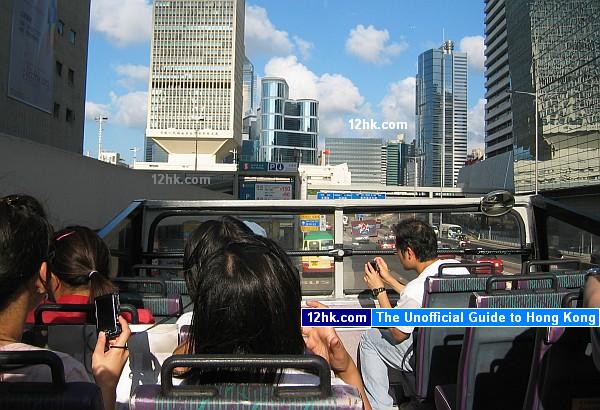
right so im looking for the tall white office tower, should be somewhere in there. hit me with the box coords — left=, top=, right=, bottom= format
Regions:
left=144, top=0, right=245, bottom=166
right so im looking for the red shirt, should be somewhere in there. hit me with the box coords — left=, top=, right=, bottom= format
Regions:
left=26, top=294, right=155, bottom=324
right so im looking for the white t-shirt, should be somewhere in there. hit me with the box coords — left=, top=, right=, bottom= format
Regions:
left=394, top=259, right=469, bottom=334
left=0, top=343, right=91, bottom=383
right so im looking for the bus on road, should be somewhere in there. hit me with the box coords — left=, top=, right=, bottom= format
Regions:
left=440, top=223, right=463, bottom=239
left=301, top=231, right=334, bottom=275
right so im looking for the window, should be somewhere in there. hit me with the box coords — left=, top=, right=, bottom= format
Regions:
left=57, top=20, right=64, bottom=35
left=56, top=61, right=62, bottom=77
left=68, top=69, right=74, bottom=86
left=66, top=108, right=74, bottom=123
left=53, top=103, right=60, bottom=119
left=69, top=30, right=76, bottom=44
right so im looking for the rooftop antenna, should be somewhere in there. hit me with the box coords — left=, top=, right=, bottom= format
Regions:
left=95, top=115, right=108, bottom=159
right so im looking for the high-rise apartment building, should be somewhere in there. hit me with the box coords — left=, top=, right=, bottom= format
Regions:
left=145, top=0, right=245, bottom=166
left=325, top=137, right=384, bottom=185
left=259, top=78, right=318, bottom=164
left=0, top=0, right=91, bottom=153
left=242, top=55, right=256, bottom=117
left=415, top=40, right=468, bottom=188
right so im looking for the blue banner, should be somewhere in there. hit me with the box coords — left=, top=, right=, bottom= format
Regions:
left=301, top=308, right=600, bottom=327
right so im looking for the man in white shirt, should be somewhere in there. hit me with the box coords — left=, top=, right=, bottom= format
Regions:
left=359, top=219, right=469, bottom=410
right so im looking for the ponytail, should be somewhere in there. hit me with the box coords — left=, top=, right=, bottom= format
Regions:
left=50, top=226, right=117, bottom=303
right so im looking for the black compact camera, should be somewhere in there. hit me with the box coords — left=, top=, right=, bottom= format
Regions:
left=95, top=293, right=122, bottom=339
left=368, top=259, right=380, bottom=273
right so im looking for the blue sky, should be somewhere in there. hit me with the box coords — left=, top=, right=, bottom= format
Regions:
left=84, top=0, right=487, bottom=164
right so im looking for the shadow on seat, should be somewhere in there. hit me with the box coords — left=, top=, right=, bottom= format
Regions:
left=0, top=350, right=103, bottom=410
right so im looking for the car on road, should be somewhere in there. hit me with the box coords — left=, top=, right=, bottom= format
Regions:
left=377, top=237, right=396, bottom=250
left=473, top=256, right=504, bottom=274
left=456, top=234, right=470, bottom=247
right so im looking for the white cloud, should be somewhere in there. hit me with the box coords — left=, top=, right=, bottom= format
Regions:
left=467, top=98, right=486, bottom=151
left=245, top=5, right=294, bottom=56
left=379, top=77, right=416, bottom=137
left=109, top=91, right=148, bottom=128
left=294, top=36, right=314, bottom=60
left=114, top=64, right=149, bottom=82
left=91, top=0, right=152, bottom=47
left=85, top=101, right=110, bottom=121
left=264, top=56, right=365, bottom=136
left=345, top=24, right=407, bottom=64
left=459, top=35, right=486, bottom=72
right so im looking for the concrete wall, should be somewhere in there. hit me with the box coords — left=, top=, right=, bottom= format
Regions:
left=457, top=150, right=514, bottom=193
left=0, top=0, right=90, bottom=153
left=0, top=133, right=231, bottom=229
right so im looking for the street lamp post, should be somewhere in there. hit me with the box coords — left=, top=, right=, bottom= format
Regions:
left=507, top=88, right=539, bottom=194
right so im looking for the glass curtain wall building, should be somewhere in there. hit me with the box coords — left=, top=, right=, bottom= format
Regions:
left=145, top=0, right=244, bottom=165
left=325, top=137, right=384, bottom=185
left=259, top=77, right=318, bottom=164
left=415, top=40, right=468, bottom=188
left=510, top=0, right=600, bottom=192
left=385, top=140, right=409, bottom=186
left=242, top=55, right=256, bottom=117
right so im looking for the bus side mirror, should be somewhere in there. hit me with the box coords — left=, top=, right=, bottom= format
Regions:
left=480, top=190, right=515, bottom=217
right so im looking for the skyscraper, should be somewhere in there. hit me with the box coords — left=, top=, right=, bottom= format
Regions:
left=415, top=40, right=468, bottom=188
left=385, top=137, right=409, bottom=186
left=482, top=0, right=600, bottom=193
left=259, top=78, right=318, bottom=164
left=145, top=0, right=245, bottom=166
left=242, top=55, right=256, bottom=117
left=325, top=137, right=384, bottom=184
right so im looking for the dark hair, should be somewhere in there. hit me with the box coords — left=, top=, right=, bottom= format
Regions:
left=186, top=236, right=304, bottom=384
left=0, top=197, right=52, bottom=310
left=49, top=226, right=117, bottom=303
left=393, top=219, right=438, bottom=262
left=2, top=194, right=47, bottom=219
left=183, top=216, right=256, bottom=299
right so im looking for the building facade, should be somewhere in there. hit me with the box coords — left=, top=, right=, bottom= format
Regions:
left=0, top=0, right=91, bottom=153
left=242, top=55, right=256, bottom=117
left=385, top=139, right=409, bottom=186
left=145, top=0, right=244, bottom=166
left=324, top=137, right=384, bottom=185
left=415, top=40, right=468, bottom=188
left=259, top=78, right=318, bottom=164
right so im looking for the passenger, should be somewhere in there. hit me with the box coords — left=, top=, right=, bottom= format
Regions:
left=183, top=232, right=371, bottom=409
left=584, top=268, right=600, bottom=372
left=0, top=197, right=131, bottom=410
left=359, top=219, right=469, bottom=410
left=26, top=226, right=154, bottom=324
left=173, top=216, right=260, bottom=352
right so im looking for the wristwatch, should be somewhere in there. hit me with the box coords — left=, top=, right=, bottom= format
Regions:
left=372, top=287, right=387, bottom=297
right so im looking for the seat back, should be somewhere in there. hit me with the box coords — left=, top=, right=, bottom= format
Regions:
left=516, top=271, right=588, bottom=291
left=524, top=291, right=600, bottom=410
left=415, top=274, right=502, bottom=401
left=114, top=277, right=166, bottom=296
left=455, top=289, right=569, bottom=410
left=119, top=293, right=183, bottom=318
left=130, top=354, right=362, bottom=410
left=0, top=350, right=103, bottom=410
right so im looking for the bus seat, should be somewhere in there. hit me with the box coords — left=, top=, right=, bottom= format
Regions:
left=435, top=289, right=570, bottom=410
left=165, top=278, right=189, bottom=295
left=120, top=294, right=183, bottom=318
left=413, top=274, right=505, bottom=403
left=516, top=271, right=587, bottom=290
left=114, top=277, right=167, bottom=296
left=0, top=350, right=103, bottom=410
left=524, top=291, right=600, bottom=410
left=130, top=354, right=363, bottom=410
